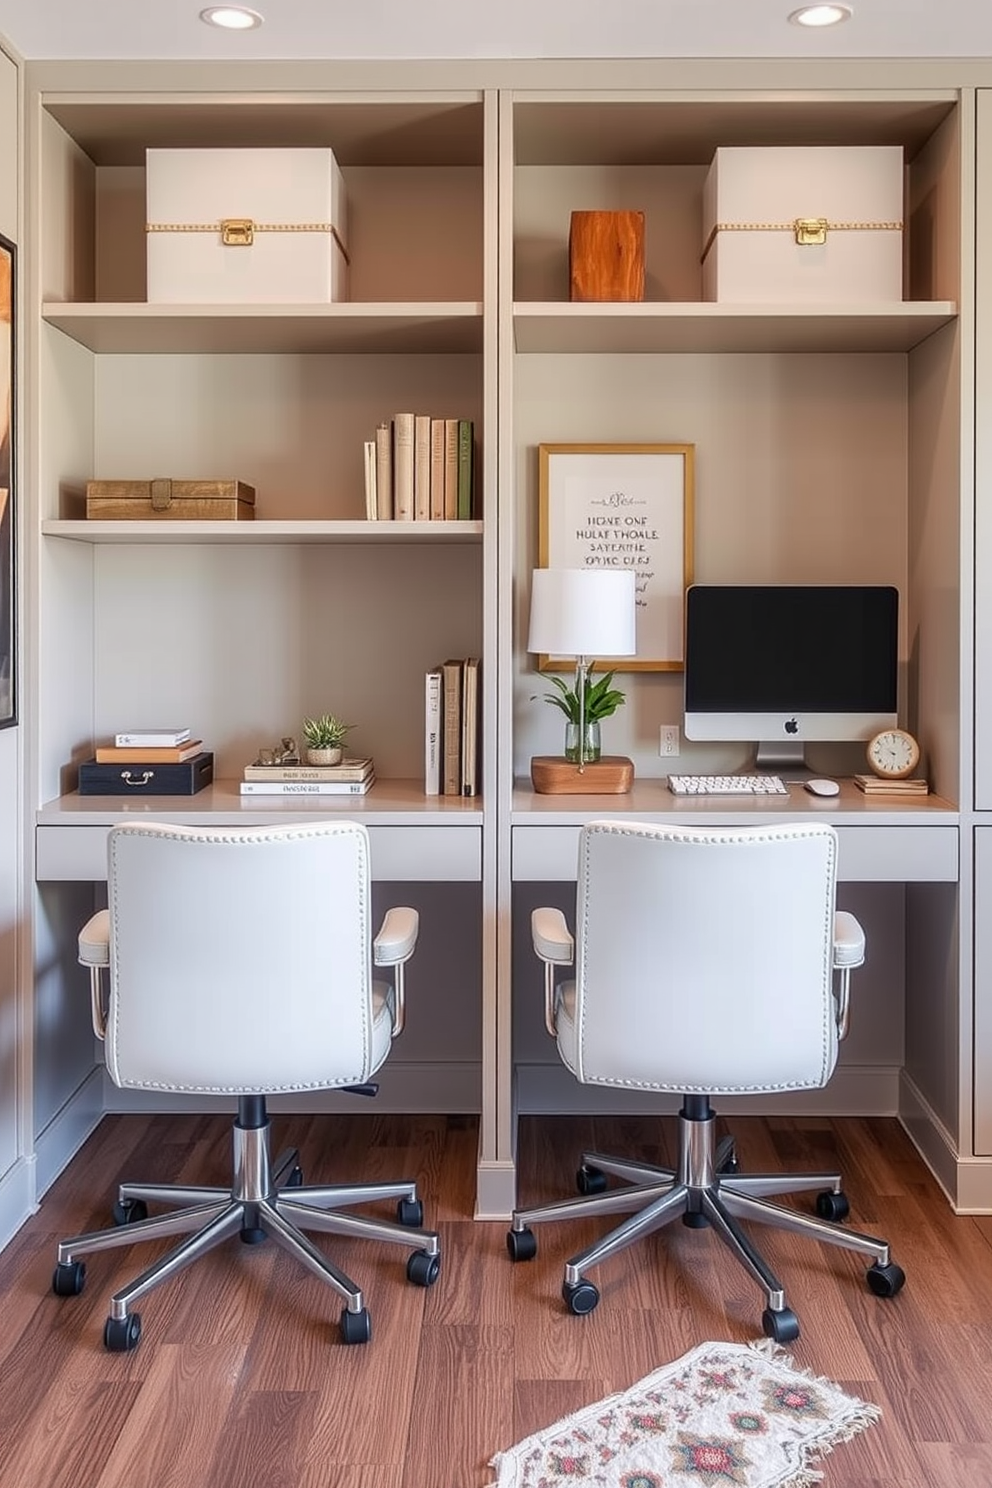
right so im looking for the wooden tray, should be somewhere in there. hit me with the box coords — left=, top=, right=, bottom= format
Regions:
left=530, top=755, right=634, bottom=794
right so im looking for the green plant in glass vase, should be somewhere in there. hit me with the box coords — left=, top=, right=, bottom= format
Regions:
left=537, top=663, right=626, bottom=766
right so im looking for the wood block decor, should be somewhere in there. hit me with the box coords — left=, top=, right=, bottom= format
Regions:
left=85, top=478, right=255, bottom=521
left=568, top=211, right=645, bottom=302
left=530, top=755, right=635, bottom=794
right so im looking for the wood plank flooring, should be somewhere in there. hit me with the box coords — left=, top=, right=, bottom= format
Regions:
left=0, top=1110, right=990, bottom=1488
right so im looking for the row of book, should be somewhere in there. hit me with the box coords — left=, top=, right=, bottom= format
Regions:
left=426, top=658, right=480, bottom=797
left=364, top=413, right=475, bottom=522
left=239, top=756, right=375, bottom=796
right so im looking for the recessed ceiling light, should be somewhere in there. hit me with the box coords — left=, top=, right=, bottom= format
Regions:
left=788, top=4, right=853, bottom=26
left=200, top=6, right=264, bottom=30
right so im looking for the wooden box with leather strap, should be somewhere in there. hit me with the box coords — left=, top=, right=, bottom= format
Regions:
left=85, top=478, right=256, bottom=521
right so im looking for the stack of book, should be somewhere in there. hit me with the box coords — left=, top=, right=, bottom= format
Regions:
left=364, top=412, right=475, bottom=523
left=853, top=774, right=929, bottom=796
left=239, top=756, right=375, bottom=797
left=81, top=727, right=214, bottom=796
left=425, top=658, right=480, bottom=797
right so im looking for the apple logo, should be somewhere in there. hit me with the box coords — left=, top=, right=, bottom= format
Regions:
left=784, top=717, right=799, bottom=735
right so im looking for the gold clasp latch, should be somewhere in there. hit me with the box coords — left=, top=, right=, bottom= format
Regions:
left=150, top=478, right=172, bottom=511
left=794, top=217, right=828, bottom=246
left=221, top=218, right=255, bottom=246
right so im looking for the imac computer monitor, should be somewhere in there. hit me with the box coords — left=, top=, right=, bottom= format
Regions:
left=683, top=585, right=899, bottom=771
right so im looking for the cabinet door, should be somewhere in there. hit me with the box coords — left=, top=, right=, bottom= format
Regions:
left=975, top=92, right=992, bottom=808
left=975, top=828, right=992, bottom=1154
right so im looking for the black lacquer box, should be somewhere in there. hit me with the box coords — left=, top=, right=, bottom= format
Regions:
left=77, top=751, right=214, bottom=796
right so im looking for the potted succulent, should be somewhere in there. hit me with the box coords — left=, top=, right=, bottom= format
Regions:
left=537, top=663, right=626, bottom=764
left=302, top=713, right=353, bottom=766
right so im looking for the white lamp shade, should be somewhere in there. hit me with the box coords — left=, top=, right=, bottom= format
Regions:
left=527, top=568, right=637, bottom=658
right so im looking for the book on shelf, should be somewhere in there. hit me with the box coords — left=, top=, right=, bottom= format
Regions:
left=392, top=411, right=415, bottom=521
left=114, top=727, right=191, bottom=748
left=425, top=665, right=442, bottom=796
left=441, top=657, right=463, bottom=796
left=363, top=439, right=377, bottom=520
left=460, top=657, right=480, bottom=796
left=457, top=419, right=474, bottom=521
left=239, top=776, right=376, bottom=797
left=443, top=418, right=459, bottom=521
left=374, top=421, right=393, bottom=521
left=96, top=739, right=203, bottom=764
left=429, top=418, right=446, bottom=521
left=414, top=414, right=432, bottom=521
left=853, top=774, right=929, bottom=795
left=243, top=757, right=373, bottom=783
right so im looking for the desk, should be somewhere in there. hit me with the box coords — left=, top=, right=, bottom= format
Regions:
left=36, top=779, right=483, bottom=882
left=511, top=779, right=958, bottom=882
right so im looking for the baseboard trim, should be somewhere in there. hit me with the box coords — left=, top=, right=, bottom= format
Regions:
left=898, top=1071, right=992, bottom=1213
left=34, top=1067, right=105, bottom=1199
left=0, top=1155, right=37, bottom=1250
left=102, top=1062, right=481, bottom=1117
left=515, top=1063, right=901, bottom=1117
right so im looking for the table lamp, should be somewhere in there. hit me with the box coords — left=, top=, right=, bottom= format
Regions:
left=527, top=567, right=637, bottom=793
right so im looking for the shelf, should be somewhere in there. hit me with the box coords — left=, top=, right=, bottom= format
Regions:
left=42, top=302, right=485, bottom=355
left=42, top=519, right=483, bottom=545
left=513, top=301, right=958, bottom=355
left=38, top=779, right=484, bottom=824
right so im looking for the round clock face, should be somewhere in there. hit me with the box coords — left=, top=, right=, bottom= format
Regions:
left=866, top=728, right=920, bottom=779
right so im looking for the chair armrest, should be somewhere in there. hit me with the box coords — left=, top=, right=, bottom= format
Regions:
left=78, top=909, right=110, bottom=967
left=532, top=908, right=574, bottom=1038
left=374, top=906, right=419, bottom=1039
left=531, top=907, right=574, bottom=965
left=373, top=906, right=419, bottom=966
left=833, top=910, right=866, bottom=968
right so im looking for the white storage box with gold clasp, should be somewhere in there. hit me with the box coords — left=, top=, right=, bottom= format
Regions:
left=701, top=145, right=904, bottom=303
left=146, top=147, right=349, bottom=304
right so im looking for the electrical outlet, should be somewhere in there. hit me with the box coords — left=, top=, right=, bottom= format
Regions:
left=660, top=725, right=680, bottom=757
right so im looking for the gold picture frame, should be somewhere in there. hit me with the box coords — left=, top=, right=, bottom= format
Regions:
left=0, top=232, right=13, bottom=727
left=537, top=442, right=694, bottom=672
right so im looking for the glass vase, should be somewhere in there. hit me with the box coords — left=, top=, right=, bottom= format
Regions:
left=564, top=721, right=601, bottom=764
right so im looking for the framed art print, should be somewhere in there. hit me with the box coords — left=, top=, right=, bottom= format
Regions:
left=538, top=442, right=694, bottom=672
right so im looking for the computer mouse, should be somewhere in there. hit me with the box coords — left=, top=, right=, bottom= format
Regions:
left=804, top=778, right=840, bottom=797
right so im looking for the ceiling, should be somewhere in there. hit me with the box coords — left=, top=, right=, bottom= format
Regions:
left=0, top=0, right=988, bottom=65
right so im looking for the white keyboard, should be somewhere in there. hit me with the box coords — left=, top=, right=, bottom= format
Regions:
left=667, top=773, right=789, bottom=797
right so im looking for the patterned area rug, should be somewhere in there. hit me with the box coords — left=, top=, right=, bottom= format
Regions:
left=489, top=1340, right=880, bottom=1488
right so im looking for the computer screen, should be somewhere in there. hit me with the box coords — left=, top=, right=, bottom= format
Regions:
left=683, top=585, right=899, bottom=768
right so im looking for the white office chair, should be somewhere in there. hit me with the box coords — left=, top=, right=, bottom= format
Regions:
left=52, top=820, right=441, bottom=1352
left=507, top=819, right=905, bottom=1342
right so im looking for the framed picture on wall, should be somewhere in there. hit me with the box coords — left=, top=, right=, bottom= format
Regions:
left=0, top=231, right=13, bottom=728
left=538, top=442, right=694, bottom=672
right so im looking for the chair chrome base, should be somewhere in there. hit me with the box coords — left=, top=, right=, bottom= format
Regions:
left=54, top=1098, right=441, bottom=1351
left=509, top=1103, right=904, bottom=1341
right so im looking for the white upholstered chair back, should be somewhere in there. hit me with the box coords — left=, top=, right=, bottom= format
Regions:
left=103, top=821, right=380, bottom=1093
left=563, top=820, right=841, bottom=1094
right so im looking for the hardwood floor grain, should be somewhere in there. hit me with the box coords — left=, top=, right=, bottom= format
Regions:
left=0, top=1111, right=988, bottom=1488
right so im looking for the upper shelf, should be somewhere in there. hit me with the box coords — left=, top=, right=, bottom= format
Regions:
left=42, top=520, right=483, bottom=545
left=42, top=302, right=485, bottom=355
left=513, top=302, right=958, bottom=355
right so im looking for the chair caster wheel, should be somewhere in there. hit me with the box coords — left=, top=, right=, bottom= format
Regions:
left=762, top=1306, right=800, bottom=1343
left=52, top=1260, right=86, bottom=1297
left=576, top=1165, right=608, bottom=1195
left=112, top=1198, right=148, bottom=1226
left=240, top=1225, right=267, bottom=1245
left=286, top=1166, right=304, bottom=1187
left=815, top=1189, right=850, bottom=1222
left=682, top=1211, right=710, bottom=1228
left=104, top=1313, right=142, bottom=1352
left=867, top=1260, right=906, bottom=1298
left=397, top=1197, right=423, bottom=1227
left=563, top=1278, right=600, bottom=1316
left=407, top=1249, right=441, bottom=1286
left=340, top=1306, right=372, bottom=1344
left=506, top=1227, right=537, bottom=1262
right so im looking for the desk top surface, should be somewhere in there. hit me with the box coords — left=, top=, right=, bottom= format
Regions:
left=511, top=777, right=957, bottom=827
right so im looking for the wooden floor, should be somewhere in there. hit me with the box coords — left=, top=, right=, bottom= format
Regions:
left=1, top=1110, right=991, bottom=1488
